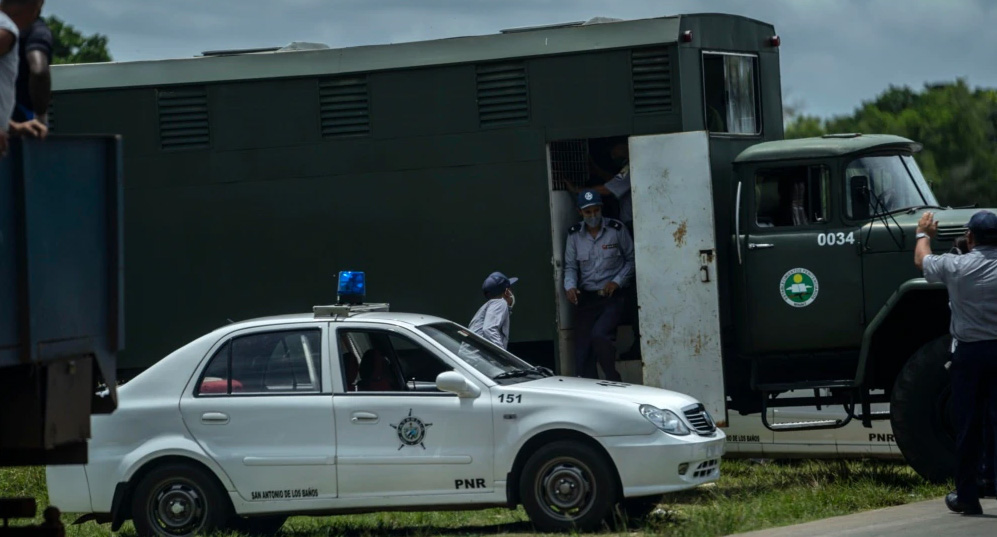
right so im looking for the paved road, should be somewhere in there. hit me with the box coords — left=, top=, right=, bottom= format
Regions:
left=727, top=498, right=997, bottom=537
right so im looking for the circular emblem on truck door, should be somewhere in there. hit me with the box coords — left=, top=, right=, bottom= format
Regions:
left=779, top=268, right=819, bottom=307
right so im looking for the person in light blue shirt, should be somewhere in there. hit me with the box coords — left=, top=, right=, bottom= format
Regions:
left=468, top=272, right=517, bottom=349
left=564, top=190, right=634, bottom=380
left=916, top=210, right=997, bottom=515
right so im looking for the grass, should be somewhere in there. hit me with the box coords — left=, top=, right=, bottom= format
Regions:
left=0, top=460, right=948, bottom=536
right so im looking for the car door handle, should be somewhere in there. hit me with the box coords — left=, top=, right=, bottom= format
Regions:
left=748, top=243, right=775, bottom=250
left=201, top=412, right=229, bottom=424
left=351, top=411, right=379, bottom=424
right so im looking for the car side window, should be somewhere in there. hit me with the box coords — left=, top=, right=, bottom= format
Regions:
left=338, top=329, right=452, bottom=393
left=754, top=165, right=830, bottom=228
left=196, top=329, right=322, bottom=396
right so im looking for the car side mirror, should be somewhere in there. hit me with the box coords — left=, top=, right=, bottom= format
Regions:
left=436, top=371, right=481, bottom=398
left=850, top=175, right=871, bottom=220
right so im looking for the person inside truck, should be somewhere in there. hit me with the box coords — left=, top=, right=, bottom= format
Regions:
left=563, top=190, right=635, bottom=381
left=567, top=138, right=642, bottom=361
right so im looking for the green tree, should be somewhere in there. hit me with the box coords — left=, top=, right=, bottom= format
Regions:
left=785, top=80, right=997, bottom=207
left=44, top=15, right=111, bottom=64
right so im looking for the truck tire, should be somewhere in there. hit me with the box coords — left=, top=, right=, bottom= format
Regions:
left=891, top=335, right=956, bottom=483
left=519, top=441, right=617, bottom=532
left=131, top=463, right=232, bottom=537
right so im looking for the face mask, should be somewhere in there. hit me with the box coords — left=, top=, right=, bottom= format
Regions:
left=584, top=215, right=602, bottom=229
left=506, top=291, right=516, bottom=309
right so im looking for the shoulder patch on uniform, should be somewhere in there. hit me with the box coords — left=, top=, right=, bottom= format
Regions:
left=607, top=219, right=623, bottom=230
left=569, top=223, right=582, bottom=233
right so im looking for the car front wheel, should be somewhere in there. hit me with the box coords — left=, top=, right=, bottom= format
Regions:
left=131, top=463, right=231, bottom=537
left=519, top=441, right=617, bottom=532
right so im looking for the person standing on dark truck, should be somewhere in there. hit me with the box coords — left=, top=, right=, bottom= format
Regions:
left=0, top=0, right=46, bottom=158
left=915, top=209, right=997, bottom=515
left=12, top=3, right=50, bottom=127
left=564, top=190, right=634, bottom=381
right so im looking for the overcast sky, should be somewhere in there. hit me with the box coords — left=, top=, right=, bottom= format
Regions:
left=43, top=0, right=996, bottom=119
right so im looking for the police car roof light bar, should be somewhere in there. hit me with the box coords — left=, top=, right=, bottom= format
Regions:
left=337, top=270, right=366, bottom=305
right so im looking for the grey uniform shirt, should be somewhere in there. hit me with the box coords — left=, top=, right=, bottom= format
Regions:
left=468, top=298, right=511, bottom=349
left=604, top=164, right=632, bottom=225
left=922, top=245, right=997, bottom=342
left=564, top=218, right=635, bottom=291
left=0, top=14, right=19, bottom=132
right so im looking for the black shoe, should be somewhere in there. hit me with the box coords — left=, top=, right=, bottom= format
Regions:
left=945, top=491, right=983, bottom=515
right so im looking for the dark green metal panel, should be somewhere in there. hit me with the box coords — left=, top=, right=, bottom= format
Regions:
left=212, top=79, right=321, bottom=151
left=371, top=66, right=477, bottom=138
left=529, top=51, right=633, bottom=132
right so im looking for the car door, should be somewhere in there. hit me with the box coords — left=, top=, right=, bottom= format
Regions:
left=737, top=162, right=865, bottom=353
left=332, top=324, right=495, bottom=499
left=180, top=323, right=338, bottom=503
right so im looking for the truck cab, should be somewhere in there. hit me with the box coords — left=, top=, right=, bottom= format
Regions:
left=618, top=131, right=978, bottom=483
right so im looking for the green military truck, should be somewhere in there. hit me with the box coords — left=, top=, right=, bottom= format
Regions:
left=47, top=13, right=975, bottom=481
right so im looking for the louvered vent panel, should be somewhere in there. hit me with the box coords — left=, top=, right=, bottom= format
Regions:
left=476, top=62, right=529, bottom=127
left=157, top=87, right=210, bottom=150
left=319, top=77, right=370, bottom=138
left=632, top=48, right=672, bottom=114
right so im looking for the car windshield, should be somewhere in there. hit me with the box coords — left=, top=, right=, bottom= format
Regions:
left=417, top=322, right=548, bottom=384
left=845, top=154, right=940, bottom=218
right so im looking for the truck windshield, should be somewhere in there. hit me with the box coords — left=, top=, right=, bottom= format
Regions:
left=845, top=155, right=939, bottom=218
left=417, top=322, right=547, bottom=383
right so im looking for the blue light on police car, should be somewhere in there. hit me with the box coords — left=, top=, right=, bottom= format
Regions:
left=337, top=271, right=366, bottom=305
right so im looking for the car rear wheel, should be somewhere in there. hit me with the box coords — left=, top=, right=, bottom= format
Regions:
left=519, top=441, right=617, bottom=532
left=131, top=463, right=231, bottom=537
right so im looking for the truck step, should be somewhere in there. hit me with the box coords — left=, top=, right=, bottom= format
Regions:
left=763, top=418, right=848, bottom=432
left=752, top=379, right=856, bottom=392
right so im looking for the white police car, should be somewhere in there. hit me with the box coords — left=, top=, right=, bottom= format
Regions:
left=47, top=274, right=723, bottom=536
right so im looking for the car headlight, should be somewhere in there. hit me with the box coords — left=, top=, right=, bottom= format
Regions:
left=639, top=404, right=690, bottom=436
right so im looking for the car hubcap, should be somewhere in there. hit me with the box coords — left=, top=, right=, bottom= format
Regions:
left=152, top=481, right=205, bottom=535
left=536, top=458, right=594, bottom=520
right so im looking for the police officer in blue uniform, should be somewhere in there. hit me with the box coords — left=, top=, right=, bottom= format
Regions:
left=564, top=190, right=635, bottom=380
left=916, top=210, right=997, bottom=515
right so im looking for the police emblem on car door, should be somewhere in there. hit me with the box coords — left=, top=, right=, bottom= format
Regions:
left=332, top=327, right=494, bottom=498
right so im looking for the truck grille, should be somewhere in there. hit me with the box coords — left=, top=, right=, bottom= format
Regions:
left=936, top=224, right=967, bottom=241
left=682, top=403, right=717, bottom=435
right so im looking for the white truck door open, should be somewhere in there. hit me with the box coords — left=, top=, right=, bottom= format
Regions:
left=629, top=131, right=726, bottom=425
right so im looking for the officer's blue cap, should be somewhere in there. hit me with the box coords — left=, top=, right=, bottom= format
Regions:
left=968, top=210, right=997, bottom=238
left=482, top=272, right=518, bottom=298
left=577, top=190, right=603, bottom=209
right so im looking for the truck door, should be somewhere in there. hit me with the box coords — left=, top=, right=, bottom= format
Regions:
left=629, top=131, right=725, bottom=425
left=737, top=162, right=865, bottom=353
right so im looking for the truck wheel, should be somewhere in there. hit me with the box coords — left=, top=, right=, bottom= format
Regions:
left=131, top=463, right=231, bottom=537
left=519, top=441, right=617, bottom=532
left=891, top=335, right=956, bottom=483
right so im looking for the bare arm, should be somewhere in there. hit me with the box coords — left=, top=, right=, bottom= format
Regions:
left=26, top=50, right=50, bottom=123
left=0, top=30, right=14, bottom=56
left=914, top=211, right=939, bottom=271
